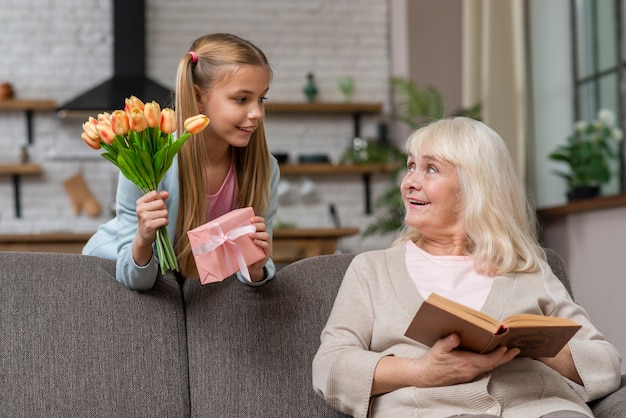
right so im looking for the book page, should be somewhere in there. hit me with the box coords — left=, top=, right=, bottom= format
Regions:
left=503, top=314, right=579, bottom=328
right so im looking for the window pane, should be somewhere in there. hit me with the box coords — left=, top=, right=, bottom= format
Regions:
left=572, top=0, right=624, bottom=194
left=575, top=0, right=595, bottom=78
left=599, top=73, right=619, bottom=112
left=622, top=0, right=626, bottom=59
left=577, top=81, right=597, bottom=121
left=597, top=0, right=617, bottom=71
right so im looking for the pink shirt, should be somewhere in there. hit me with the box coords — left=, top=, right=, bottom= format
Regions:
left=405, top=241, right=494, bottom=311
left=206, top=156, right=237, bottom=221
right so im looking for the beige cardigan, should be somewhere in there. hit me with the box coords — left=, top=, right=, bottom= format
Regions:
left=312, top=245, right=622, bottom=418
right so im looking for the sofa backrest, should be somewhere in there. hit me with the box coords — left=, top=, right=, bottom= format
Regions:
left=0, top=252, right=189, bottom=417
left=183, top=253, right=355, bottom=417
left=544, top=247, right=573, bottom=299
left=0, top=248, right=573, bottom=418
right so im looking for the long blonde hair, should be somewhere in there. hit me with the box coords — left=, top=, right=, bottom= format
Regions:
left=174, top=33, right=273, bottom=278
left=394, top=117, right=545, bottom=275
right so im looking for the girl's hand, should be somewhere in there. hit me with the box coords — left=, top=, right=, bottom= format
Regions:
left=132, top=190, right=169, bottom=266
left=247, top=215, right=272, bottom=282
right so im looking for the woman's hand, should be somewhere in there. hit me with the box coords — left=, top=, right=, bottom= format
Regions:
left=419, top=334, right=520, bottom=386
left=132, top=190, right=170, bottom=267
left=247, top=215, right=272, bottom=282
left=372, top=334, right=520, bottom=395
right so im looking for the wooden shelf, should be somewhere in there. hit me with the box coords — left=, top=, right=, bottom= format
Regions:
left=0, top=164, right=43, bottom=218
left=279, top=162, right=399, bottom=214
left=0, top=98, right=57, bottom=145
left=278, top=162, right=398, bottom=176
left=0, top=232, right=92, bottom=254
left=537, top=193, right=626, bottom=221
left=0, top=163, right=43, bottom=176
left=0, top=99, right=57, bottom=111
left=0, top=232, right=93, bottom=242
left=266, top=102, right=382, bottom=114
left=273, top=227, right=360, bottom=238
left=0, top=100, right=382, bottom=122
left=0, top=99, right=56, bottom=218
left=266, top=102, right=386, bottom=215
left=266, top=101, right=382, bottom=139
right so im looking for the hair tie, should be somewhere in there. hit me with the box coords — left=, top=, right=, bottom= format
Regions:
left=188, top=51, right=198, bottom=63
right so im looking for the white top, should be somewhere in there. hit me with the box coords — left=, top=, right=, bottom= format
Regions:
left=405, top=241, right=494, bottom=311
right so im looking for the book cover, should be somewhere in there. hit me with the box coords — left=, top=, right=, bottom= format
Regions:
left=404, top=293, right=581, bottom=357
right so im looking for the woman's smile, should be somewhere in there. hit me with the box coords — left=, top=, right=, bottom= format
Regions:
left=406, top=196, right=430, bottom=207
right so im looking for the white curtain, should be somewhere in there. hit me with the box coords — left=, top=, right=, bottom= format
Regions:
left=463, top=0, right=528, bottom=182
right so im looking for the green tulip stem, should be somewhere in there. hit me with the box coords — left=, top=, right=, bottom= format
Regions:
left=155, top=226, right=178, bottom=275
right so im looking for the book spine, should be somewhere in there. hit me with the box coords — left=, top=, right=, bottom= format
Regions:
left=479, top=331, right=506, bottom=353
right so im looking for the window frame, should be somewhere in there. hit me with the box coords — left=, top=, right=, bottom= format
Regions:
left=570, top=0, right=625, bottom=192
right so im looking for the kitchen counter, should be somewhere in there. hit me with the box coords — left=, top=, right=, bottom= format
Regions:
left=272, top=227, right=360, bottom=263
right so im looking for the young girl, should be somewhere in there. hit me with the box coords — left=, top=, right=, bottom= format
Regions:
left=83, top=33, right=279, bottom=291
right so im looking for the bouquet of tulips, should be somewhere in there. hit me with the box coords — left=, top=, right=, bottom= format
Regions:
left=81, top=96, right=210, bottom=274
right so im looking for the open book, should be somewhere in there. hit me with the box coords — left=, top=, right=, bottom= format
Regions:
left=404, top=293, right=581, bottom=358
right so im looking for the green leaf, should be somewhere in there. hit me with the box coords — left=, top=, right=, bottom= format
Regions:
left=100, top=152, right=119, bottom=167
left=153, top=147, right=168, bottom=185
left=162, top=134, right=192, bottom=174
left=119, top=149, right=155, bottom=191
left=136, top=147, right=156, bottom=187
left=100, top=141, right=118, bottom=159
left=167, top=133, right=191, bottom=161
left=117, top=152, right=148, bottom=192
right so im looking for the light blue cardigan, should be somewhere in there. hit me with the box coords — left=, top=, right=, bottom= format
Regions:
left=83, top=155, right=280, bottom=290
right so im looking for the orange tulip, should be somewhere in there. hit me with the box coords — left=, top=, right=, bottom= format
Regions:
left=82, top=117, right=100, bottom=141
left=183, top=114, right=210, bottom=134
left=97, top=112, right=112, bottom=126
left=96, top=123, right=116, bottom=145
left=111, top=110, right=130, bottom=136
left=159, top=108, right=177, bottom=134
left=81, top=131, right=101, bottom=150
left=128, top=108, right=148, bottom=132
left=144, top=101, right=161, bottom=128
left=124, top=95, right=144, bottom=114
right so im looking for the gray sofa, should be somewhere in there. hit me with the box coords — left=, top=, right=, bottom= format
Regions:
left=0, top=250, right=623, bottom=417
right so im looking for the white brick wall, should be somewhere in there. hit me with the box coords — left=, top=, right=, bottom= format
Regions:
left=0, top=0, right=398, bottom=252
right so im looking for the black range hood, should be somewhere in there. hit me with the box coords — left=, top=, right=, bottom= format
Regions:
left=57, top=0, right=173, bottom=118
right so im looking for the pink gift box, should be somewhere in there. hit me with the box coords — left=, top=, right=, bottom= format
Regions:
left=187, top=207, right=265, bottom=284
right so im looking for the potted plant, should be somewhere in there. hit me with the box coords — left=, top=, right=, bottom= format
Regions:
left=549, top=109, right=622, bottom=201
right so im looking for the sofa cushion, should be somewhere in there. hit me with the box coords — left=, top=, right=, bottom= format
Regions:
left=183, top=253, right=355, bottom=417
left=0, top=252, right=189, bottom=417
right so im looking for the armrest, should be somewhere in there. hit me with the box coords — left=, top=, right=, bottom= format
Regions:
left=589, top=375, right=626, bottom=417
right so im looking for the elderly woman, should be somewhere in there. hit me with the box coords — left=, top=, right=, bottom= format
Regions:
left=312, top=117, right=621, bottom=418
